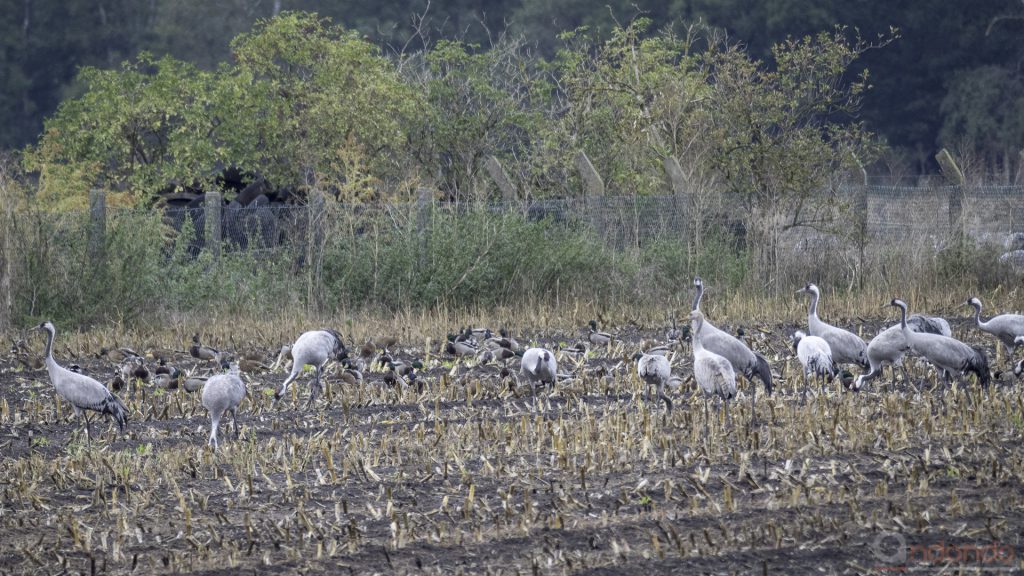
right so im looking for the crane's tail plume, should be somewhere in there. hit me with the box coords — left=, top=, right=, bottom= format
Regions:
left=104, top=393, right=128, bottom=432
left=753, top=353, right=773, bottom=395
left=967, top=347, right=990, bottom=388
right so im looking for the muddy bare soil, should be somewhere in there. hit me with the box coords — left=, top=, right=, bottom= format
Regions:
left=1, top=320, right=1023, bottom=575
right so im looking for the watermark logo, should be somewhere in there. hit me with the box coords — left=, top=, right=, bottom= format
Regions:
left=871, top=531, right=1018, bottom=572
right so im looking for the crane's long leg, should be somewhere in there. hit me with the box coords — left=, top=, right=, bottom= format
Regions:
left=703, top=396, right=710, bottom=439
left=209, top=413, right=219, bottom=450
left=232, top=408, right=240, bottom=439
left=307, top=365, right=323, bottom=409
left=82, top=411, right=92, bottom=447
left=801, top=370, right=809, bottom=405
left=748, top=378, right=756, bottom=426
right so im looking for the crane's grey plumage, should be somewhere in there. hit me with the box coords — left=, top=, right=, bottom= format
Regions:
left=797, top=283, right=868, bottom=370
left=36, top=321, right=127, bottom=444
left=202, top=362, right=245, bottom=449
left=792, top=330, right=834, bottom=401
left=634, top=352, right=672, bottom=412
left=520, top=347, right=557, bottom=400
left=965, top=297, right=1024, bottom=358
left=273, top=329, right=347, bottom=407
left=691, top=310, right=737, bottom=435
left=690, top=277, right=773, bottom=417
left=891, top=299, right=989, bottom=388
left=854, top=314, right=951, bottom=391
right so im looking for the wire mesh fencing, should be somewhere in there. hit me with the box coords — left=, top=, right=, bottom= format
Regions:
left=6, top=182, right=1024, bottom=325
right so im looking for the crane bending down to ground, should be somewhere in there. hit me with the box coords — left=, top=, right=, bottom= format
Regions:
left=273, top=329, right=347, bottom=408
left=37, top=321, right=128, bottom=444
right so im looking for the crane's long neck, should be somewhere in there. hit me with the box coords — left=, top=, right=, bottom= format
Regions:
left=691, top=320, right=705, bottom=353
left=971, top=302, right=986, bottom=329
left=692, top=284, right=703, bottom=312
left=897, top=304, right=916, bottom=346
left=808, top=291, right=819, bottom=320
left=42, top=328, right=58, bottom=373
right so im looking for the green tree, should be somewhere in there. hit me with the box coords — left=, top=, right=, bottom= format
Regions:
left=228, top=12, right=423, bottom=199
left=25, top=54, right=226, bottom=208
left=406, top=37, right=550, bottom=201
left=24, top=12, right=424, bottom=205
left=705, top=28, right=891, bottom=288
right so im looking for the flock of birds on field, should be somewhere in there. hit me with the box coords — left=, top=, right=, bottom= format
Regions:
left=17, top=277, right=1024, bottom=449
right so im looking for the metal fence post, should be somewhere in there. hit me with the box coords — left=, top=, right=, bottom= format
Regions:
left=205, top=191, right=222, bottom=260
left=88, top=189, right=106, bottom=263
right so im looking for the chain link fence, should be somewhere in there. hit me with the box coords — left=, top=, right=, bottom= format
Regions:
left=4, top=183, right=1024, bottom=326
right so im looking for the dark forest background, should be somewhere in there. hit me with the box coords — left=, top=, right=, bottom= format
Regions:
left=1, top=0, right=1022, bottom=174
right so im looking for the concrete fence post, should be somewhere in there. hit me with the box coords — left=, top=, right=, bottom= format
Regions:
left=576, top=152, right=605, bottom=197
left=88, top=189, right=106, bottom=263
left=205, top=191, right=222, bottom=260
left=663, top=156, right=687, bottom=196
left=483, top=156, right=517, bottom=202
left=935, top=149, right=965, bottom=237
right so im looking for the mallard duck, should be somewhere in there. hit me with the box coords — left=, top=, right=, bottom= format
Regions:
left=588, top=320, right=612, bottom=347
left=190, top=334, right=222, bottom=363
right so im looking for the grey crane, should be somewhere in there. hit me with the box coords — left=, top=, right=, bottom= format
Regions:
left=891, top=299, right=989, bottom=389
left=854, top=313, right=951, bottom=392
left=633, top=352, right=672, bottom=412
left=36, top=321, right=128, bottom=444
left=202, top=362, right=246, bottom=449
left=690, top=310, right=738, bottom=436
left=797, top=283, right=868, bottom=371
left=520, top=347, right=557, bottom=401
left=691, top=277, right=773, bottom=416
left=965, top=297, right=1024, bottom=360
left=792, top=330, right=834, bottom=402
left=273, top=329, right=347, bottom=407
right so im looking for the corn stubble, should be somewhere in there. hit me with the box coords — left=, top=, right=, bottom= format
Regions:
left=1, top=296, right=1023, bottom=574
